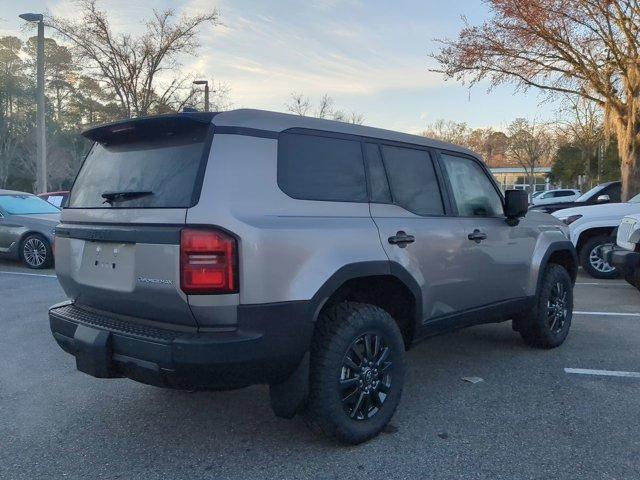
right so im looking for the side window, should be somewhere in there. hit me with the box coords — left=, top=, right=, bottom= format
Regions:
left=363, top=143, right=391, bottom=203
left=605, top=183, right=621, bottom=202
left=380, top=145, right=444, bottom=216
left=557, top=191, right=573, bottom=198
left=440, top=153, right=504, bottom=217
left=278, top=132, right=367, bottom=202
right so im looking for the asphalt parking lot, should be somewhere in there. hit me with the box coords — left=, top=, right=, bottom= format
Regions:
left=1, top=259, right=639, bottom=480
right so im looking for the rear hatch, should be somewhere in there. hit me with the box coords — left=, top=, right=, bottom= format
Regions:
left=55, top=114, right=214, bottom=328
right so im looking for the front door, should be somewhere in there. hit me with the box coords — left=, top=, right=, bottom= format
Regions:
left=0, top=211, right=13, bottom=253
left=438, top=152, right=535, bottom=304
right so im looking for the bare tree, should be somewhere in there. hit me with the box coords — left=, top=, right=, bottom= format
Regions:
left=46, top=0, right=220, bottom=118
left=286, top=92, right=364, bottom=124
left=432, top=0, right=640, bottom=200
left=507, top=118, right=555, bottom=193
left=286, top=92, right=311, bottom=116
left=315, top=93, right=334, bottom=119
left=422, top=119, right=471, bottom=146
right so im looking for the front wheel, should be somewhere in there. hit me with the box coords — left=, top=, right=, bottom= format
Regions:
left=20, top=234, right=52, bottom=269
left=306, top=302, right=405, bottom=444
left=579, top=235, right=619, bottom=279
left=518, top=264, right=573, bottom=349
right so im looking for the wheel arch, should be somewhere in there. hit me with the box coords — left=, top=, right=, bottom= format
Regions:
left=574, top=225, right=617, bottom=254
left=309, top=261, right=422, bottom=347
left=536, top=241, right=578, bottom=298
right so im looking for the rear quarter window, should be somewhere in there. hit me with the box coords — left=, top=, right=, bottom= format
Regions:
left=277, top=132, right=367, bottom=202
left=69, top=123, right=210, bottom=208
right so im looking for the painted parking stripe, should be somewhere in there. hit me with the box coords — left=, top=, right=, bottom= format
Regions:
left=576, top=282, right=632, bottom=287
left=0, top=270, right=56, bottom=278
left=565, top=368, right=640, bottom=378
left=574, top=311, right=640, bottom=317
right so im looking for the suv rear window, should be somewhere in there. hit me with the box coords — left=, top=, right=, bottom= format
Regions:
left=278, top=132, right=367, bottom=202
left=69, top=123, right=210, bottom=208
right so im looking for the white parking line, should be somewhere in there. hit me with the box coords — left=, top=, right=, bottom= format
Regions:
left=576, top=282, right=632, bottom=287
left=574, top=311, right=640, bottom=317
left=565, top=368, right=640, bottom=378
left=0, top=270, right=56, bottom=278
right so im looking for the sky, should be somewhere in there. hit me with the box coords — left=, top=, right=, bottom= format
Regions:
left=0, top=0, right=561, bottom=134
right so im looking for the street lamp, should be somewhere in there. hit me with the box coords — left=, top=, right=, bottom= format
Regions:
left=193, top=80, right=209, bottom=112
left=19, top=13, right=47, bottom=194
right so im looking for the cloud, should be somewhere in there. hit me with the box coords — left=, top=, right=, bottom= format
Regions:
left=180, top=0, right=447, bottom=110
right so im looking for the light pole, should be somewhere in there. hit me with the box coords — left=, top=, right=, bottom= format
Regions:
left=193, top=80, right=209, bottom=112
left=19, top=13, right=46, bottom=194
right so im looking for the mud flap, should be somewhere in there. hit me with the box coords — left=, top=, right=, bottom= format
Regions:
left=74, top=324, right=114, bottom=378
left=269, top=352, right=309, bottom=419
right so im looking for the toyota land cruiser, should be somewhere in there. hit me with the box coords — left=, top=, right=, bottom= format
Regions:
left=49, top=109, right=577, bottom=444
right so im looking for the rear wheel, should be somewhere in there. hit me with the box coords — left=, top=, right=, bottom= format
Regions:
left=20, top=234, right=52, bottom=269
left=518, top=264, right=573, bottom=349
left=579, top=235, right=619, bottom=279
left=306, top=302, right=405, bottom=444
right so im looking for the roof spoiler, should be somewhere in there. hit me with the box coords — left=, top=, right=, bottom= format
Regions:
left=82, top=112, right=216, bottom=145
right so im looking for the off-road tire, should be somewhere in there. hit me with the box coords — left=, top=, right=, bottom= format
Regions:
left=579, top=235, right=619, bottom=279
left=518, top=264, right=573, bottom=349
left=305, top=302, right=405, bottom=444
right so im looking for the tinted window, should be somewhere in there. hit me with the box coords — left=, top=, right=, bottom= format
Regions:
left=69, top=124, right=209, bottom=208
left=278, top=133, right=367, bottom=202
left=603, top=183, right=621, bottom=202
left=364, top=143, right=391, bottom=203
left=0, top=195, right=60, bottom=214
left=380, top=145, right=443, bottom=216
left=556, top=190, right=574, bottom=197
left=440, top=153, right=503, bottom=217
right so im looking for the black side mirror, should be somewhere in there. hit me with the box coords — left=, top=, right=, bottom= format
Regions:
left=504, top=189, right=528, bottom=226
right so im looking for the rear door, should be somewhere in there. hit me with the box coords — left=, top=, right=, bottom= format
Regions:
left=438, top=152, right=535, bottom=304
left=366, top=143, right=474, bottom=323
left=56, top=116, right=213, bottom=327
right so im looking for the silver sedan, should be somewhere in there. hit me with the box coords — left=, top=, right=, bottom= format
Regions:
left=0, top=190, right=60, bottom=269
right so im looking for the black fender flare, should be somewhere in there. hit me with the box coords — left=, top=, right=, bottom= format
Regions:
left=308, top=260, right=423, bottom=327
left=536, top=240, right=578, bottom=297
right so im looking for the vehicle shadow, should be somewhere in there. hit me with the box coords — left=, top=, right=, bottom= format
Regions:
left=86, top=323, right=532, bottom=451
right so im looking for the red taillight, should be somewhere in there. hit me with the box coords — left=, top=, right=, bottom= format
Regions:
left=180, top=228, right=238, bottom=294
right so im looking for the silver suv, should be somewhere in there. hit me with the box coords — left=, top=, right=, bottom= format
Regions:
left=49, top=109, right=577, bottom=444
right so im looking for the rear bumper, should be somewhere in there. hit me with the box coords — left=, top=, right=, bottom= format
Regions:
left=605, top=247, right=640, bottom=290
left=49, top=300, right=313, bottom=389
left=605, top=247, right=640, bottom=275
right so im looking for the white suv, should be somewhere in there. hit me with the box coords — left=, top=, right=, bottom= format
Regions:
left=553, top=193, right=640, bottom=278
left=531, top=189, right=581, bottom=206
left=607, top=215, right=640, bottom=290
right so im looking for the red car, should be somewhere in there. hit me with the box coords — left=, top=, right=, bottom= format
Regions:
left=37, top=191, right=69, bottom=208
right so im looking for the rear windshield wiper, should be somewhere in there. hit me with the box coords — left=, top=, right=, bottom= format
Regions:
left=101, top=190, right=153, bottom=204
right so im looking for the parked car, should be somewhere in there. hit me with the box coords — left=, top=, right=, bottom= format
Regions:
left=49, top=109, right=577, bottom=444
left=606, top=214, right=640, bottom=291
left=0, top=190, right=60, bottom=269
left=530, top=189, right=581, bottom=206
left=530, top=191, right=544, bottom=201
left=38, top=191, right=69, bottom=208
left=530, top=181, right=621, bottom=214
left=552, top=192, right=640, bottom=278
